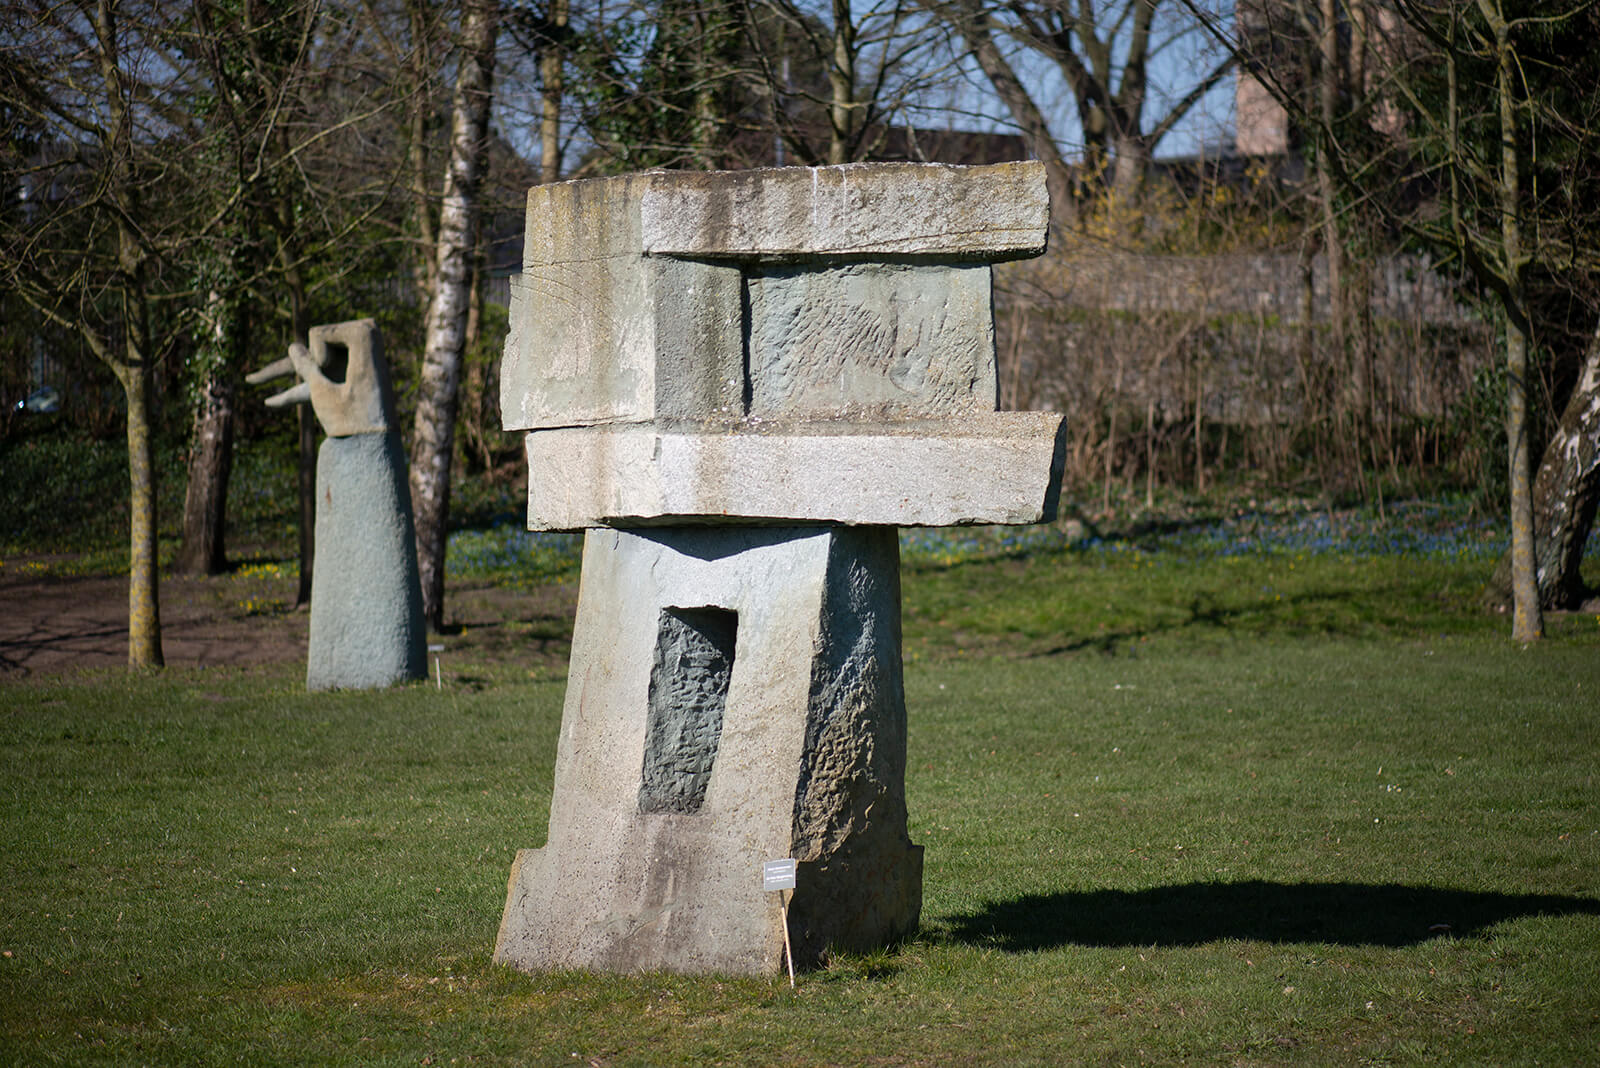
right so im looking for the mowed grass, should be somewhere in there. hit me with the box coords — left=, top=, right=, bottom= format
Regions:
left=3, top=546, right=1599, bottom=1066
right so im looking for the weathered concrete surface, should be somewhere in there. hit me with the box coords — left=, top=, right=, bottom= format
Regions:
left=520, top=414, right=1066, bottom=530
left=640, top=162, right=1049, bottom=261
left=248, top=319, right=427, bottom=693
left=745, top=263, right=996, bottom=417
left=306, top=430, right=428, bottom=691
left=501, top=176, right=744, bottom=432
left=500, top=162, right=1050, bottom=434
left=494, top=526, right=921, bottom=975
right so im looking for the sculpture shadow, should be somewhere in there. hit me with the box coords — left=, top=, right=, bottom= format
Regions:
left=942, top=881, right=1600, bottom=950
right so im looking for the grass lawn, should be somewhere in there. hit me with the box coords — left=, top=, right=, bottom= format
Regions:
left=3, top=524, right=1598, bottom=1065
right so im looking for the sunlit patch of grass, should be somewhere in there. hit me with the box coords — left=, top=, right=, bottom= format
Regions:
left=446, top=524, right=581, bottom=588
left=3, top=635, right=1596, bottom=1065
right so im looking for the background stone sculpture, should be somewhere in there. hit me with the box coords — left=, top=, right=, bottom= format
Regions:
left=494, top=163, right=1065, bottom=976
left=248, top=319, right=427, bottom=691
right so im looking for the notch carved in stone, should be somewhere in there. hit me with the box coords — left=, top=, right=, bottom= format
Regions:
left=639, top=607, right=737, bottom=815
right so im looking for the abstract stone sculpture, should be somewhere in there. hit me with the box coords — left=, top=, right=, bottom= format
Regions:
left=494, top=163, right=1065, bottom=976
left=248, top=319, right=427, bottom=691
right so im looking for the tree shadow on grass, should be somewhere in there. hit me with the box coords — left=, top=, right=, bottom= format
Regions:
left=1028, top=587, right=1368, bottom=657
left=941, top=881, right=1600, bottom=949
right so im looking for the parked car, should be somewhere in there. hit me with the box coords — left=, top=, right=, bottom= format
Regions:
left=14, top=386, right=60, bottom=414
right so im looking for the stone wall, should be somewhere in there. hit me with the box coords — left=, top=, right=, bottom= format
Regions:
left=1032, top=249, right=1474, bottom=327
left=994, top=248, right=1491, bottom=440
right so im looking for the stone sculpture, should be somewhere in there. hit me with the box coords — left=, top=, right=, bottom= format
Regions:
left=494, top=162, right=1066, bottom=975
left=248, top=318, right=427, bottom=691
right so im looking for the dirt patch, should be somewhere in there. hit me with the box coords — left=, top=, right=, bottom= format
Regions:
left=0, top=558, right=576, bottom=681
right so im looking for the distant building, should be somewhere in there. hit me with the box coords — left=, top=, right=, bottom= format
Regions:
left=1233, top=0, right=1410, bottom=158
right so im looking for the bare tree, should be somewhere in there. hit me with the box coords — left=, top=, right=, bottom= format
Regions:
left=0, top=0, right=209, bottom=668
left=922, top=0, right=1079, bottom=223
left=409, top=0, right=499, bottom=631
left=939, top=0, right=1233, bottom=217
left=1188, top=0, right=1600, bottom=639
left=175, top=0, right=320, bottom=576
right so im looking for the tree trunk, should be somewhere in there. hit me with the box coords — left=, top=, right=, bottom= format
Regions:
left=96, top=0, right=162, bottom=669
left=1110, top=131, right=1147, bottom=206
left=175, top=366, right=235, bottom=575
left=539, top=0, right=567, bottom=184
left=1315, top=0, right=1347, bottom=465
left=1480, top=0, right=1542, bottom=641
left=827, top=0, right=856, bottom=165
left=120, top=356, right=164, bottom=669
left=1489, top=316, right=1600, bottom=609
left=1505, top=314, right=1542, bottom=639
left=410, top=0, right=498, bottom=631
left=946, top=0, right=1077, bottom=230
left=407, top=0, right=440, bottom=308
left=285, top=276, right=314, bottom=607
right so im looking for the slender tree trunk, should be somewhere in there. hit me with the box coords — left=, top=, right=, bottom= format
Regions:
left=1145, top=396, right=1157, bottom=508
left=1477, top=0, right=1542, bottom=640
left=283, top=274, right=314, bottom=607
left=407, top=0, right=440, bottom=307
left=539, top=0, right=567, bottom=184
left=1316, top=0, right=1347, bottom=460
left=1193, top=354, right=1206, bottom=493
left=411, top=0, right=498, bottom=631
left=828, top=0, right=856, bottom=165
left=96, top=0, right=162, bottom=669
left=175, top=363, right=235, bottom=575
left=1506, top=314, right=1542, bottom=638
left=120, top=352, right=164, bottom=670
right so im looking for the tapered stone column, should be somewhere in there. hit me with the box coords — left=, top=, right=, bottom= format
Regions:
left=497, top=526, right=918, bottom=973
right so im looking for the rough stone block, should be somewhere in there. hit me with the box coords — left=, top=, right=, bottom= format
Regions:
left=494, top=526, right=921, bottom=975
left=640, top=161, right=1049, bottom=261
left=494, top=162, right=1061, bottom=979
left=745, top=262, right=996, bottom=417
left=500, top=163, right=1049, bottom=433
left=520, top=414, right=1067, bottom=529
left=501, top=177, right=744, bottom=432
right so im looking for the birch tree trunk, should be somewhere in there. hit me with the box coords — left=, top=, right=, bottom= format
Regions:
left=1489, top=316, right=1600, bottom=610
left=175, top=362, right=236, bottom=575
left=410, top=0, right=498, bottom=631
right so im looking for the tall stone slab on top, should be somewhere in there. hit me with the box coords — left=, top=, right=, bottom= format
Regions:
left=495, top=162, right=1065, bottom=976
left=247, top=319, right=427, bottom=691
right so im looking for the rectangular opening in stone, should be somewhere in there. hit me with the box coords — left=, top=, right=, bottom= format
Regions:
left=639, top=607, right=737, bottom=814
left=321, top=341, right=349, bottom=384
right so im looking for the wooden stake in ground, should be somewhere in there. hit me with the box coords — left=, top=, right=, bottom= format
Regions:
left=763, top=858, right=797, bottom=987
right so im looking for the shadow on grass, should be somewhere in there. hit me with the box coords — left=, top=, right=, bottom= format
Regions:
left=943, top=881, right=1600, bottom=949
left=1027, top=588, right=1368, bottom=657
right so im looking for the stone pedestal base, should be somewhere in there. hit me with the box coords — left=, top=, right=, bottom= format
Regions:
left=494, top=526, right=922, bottom=975
left=306, top=431, right=427, bottom=691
